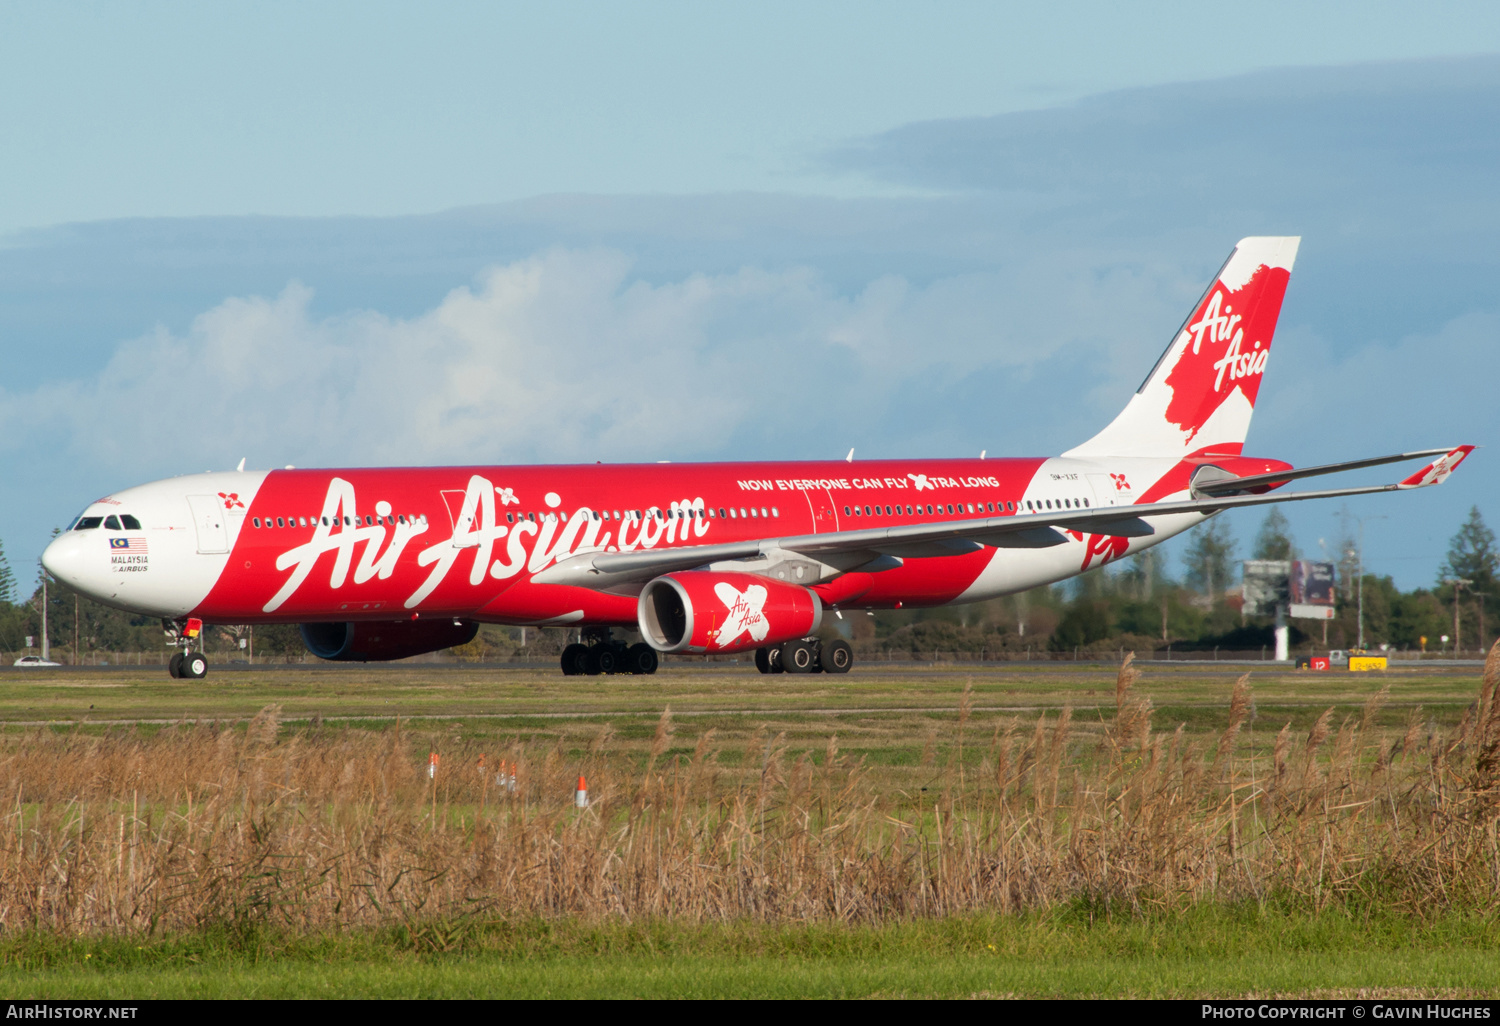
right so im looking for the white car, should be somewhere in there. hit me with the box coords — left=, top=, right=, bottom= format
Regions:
left=13, top=656, right=61, bottom=667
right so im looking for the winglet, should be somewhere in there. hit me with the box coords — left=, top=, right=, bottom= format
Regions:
left=1397, top=446, right=1474, bottom=489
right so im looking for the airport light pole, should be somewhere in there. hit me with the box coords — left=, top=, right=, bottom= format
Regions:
left=1443, top=577, right=1472, bottom=656
left=1349, top=514, right=1387, bottom=652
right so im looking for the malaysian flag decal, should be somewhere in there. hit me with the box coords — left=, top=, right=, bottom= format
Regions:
left=110, top=537, right=149, bottom=553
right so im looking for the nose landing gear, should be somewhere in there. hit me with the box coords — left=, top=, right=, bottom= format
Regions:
left=560, top=627, right=659, bottom=676
left=164, top=618, right=209, bottom=680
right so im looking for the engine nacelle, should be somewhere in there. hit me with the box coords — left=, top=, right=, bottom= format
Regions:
left=638, top=571, right=821, bottom=654
left=299, top=619, right=479, bottom=662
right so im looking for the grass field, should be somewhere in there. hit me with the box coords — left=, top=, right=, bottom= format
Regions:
left=0, top=655, right=1496, bottom=998
left=2, top=907, right=1497, bottom=999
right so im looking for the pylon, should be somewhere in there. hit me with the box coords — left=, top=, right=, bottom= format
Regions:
left=575, top=775, right=589, bottom=808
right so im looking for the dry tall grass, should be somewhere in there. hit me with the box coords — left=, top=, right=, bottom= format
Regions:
left=2, top=648, right=1499, bottom=935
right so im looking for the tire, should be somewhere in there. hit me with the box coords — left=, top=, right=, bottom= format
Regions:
left=766, top=645, right=784, bottom=673
left=781, top=639, right=816, bottom=674
left=595, top=647, right=619, bottom=675
left=822, top=638, right=853, bottom=674
left=754, top=647, right=773, bottom=674
left=583, top=647, right=603, bottom=676
left=561, top=643, right=588, bottom=676
left=168, top=653, right=183, bottom=679
left=626, top=643, right=659, bottom=675
left=181, top=653, right=208, bottom=679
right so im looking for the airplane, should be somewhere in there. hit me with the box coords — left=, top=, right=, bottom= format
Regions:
left=40, top=237, right=1473, bottom=679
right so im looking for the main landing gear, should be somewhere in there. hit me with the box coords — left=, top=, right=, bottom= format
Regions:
left=755, top=637, right=853, bottom=675
left=164, top=617, right=209, bottom=680
left=561, top=627, right=659, bottom=676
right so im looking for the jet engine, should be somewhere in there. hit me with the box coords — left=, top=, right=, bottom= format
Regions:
left=299, top=619, right=479, bottom=662
left=638, top=571, right=821, bottom=654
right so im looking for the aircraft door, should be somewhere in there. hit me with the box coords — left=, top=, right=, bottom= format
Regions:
left=798, top=487, right=840, bottom=532
left=1086, top=473, right=1136, bottom=508
left=187, top=495, right=230, bottom=554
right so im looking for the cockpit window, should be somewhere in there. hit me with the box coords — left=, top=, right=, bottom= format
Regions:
left=74, top=517, right=104, bottom=531
left=121, top=514, right=142, bottom=530
left=104, top=515, right=122, bottom=530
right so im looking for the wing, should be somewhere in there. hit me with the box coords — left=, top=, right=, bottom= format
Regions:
left=1189, top=447, right=1461, bottom=495
left=533, top=445, right=1474, bottom=589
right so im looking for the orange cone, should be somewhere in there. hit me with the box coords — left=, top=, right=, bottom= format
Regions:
left=575, top=775, right=589, bottom=808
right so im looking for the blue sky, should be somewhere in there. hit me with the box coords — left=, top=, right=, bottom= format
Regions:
left=3, top=2, right=1498, bottom=592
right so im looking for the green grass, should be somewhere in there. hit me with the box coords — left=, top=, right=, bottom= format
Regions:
left=3, top=906, right=1497, bottom=998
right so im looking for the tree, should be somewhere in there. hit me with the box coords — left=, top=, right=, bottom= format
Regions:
left=1050, top=600, right=1110, bottom=651
left=1438, top=506, right=1497, bottom=596
left=1253, top=507, right=1297, bottom=561
left=1183, top=515, right=1236, bottom=604
left=0, top=540, right=14, bottom=605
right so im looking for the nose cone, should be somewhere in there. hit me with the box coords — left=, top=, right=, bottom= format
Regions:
left=42, top=531, right=101, bottom=598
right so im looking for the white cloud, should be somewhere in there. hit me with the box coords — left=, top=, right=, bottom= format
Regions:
left=6, top=246, right=1192, bottom=481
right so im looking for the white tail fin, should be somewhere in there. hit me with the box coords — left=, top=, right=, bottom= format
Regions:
left=1065, top=237, right=1300, bottom=459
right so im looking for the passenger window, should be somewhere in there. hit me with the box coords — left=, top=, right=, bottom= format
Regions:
left=772, top=507, right=779, bottom=517
left=946, top=504, right=953, bottom=514
left=844, top=506, right=851, bottom=515
left=506, top=513, right=514, bottom=523
left=276, top=517, right=285, bottom=528
left=864, top=506, right=871, bottom=516
left=751, top=508, right=759, bottom=518
left=252, top=517, right=261, bottom=528
left=104, top=515, right=122, bottom=530
left=1084, top=498, right=1090, bottom=507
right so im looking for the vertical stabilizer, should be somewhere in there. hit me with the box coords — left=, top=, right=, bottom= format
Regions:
left=1065, top=236, right=1300, bottom=459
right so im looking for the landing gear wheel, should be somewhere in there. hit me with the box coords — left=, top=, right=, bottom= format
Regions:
left=168, top=653, right=183, bottom=679
left=822, top=639, right=853, bottom=674
left=755, top=647, right=774, bottom=674
left=594, top=647, right=619, bottom=675
left=583, top=648, right=603, bottom=676
left=781, top=639, right=817, bottom=674
left=626, top=643, right=659, bottom=675
left=561, top=643, right=588, bottom=676
left=180, top=653, right=208, bottom=679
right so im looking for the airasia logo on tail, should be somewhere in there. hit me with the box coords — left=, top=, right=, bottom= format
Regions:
left=1164, top=262, right=1289, bottom=441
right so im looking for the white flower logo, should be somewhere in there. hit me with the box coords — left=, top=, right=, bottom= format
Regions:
left=909, top=473, right=934, bottom=491
left=496, top=487, right=519, bottom=506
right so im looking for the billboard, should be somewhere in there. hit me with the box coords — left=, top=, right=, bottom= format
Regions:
left=1289, top=560, right=1336, bottom=619
left=1242, top=560, right=1291, bottom=617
